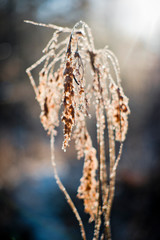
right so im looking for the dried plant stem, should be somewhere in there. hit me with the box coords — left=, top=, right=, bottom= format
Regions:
left=24, top=20, right=71, bottom=32
left=93, top=208, right=102, bottom=240
left=26, top=20, right=130, bottom=240
left=111, top=144, right=123, bottom=182
left=105, top=113, right=123, bottom=239
left=26, top=49, right=54, bottom=97
left=105, top=142, right=123, bottom=240
left=93, top=141, right=101, bottom=240
left=108, top=142, right=123, bottom=218
left=104, top=114, right=116, bottom=240
left=50, top=132, right=86, bottom=240
left=100, top=116, right=108, bottom=240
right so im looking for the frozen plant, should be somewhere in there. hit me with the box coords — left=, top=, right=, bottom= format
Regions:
left=25, top=20, right=130, bottom=240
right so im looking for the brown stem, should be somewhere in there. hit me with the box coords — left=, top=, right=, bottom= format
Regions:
left=93, top=120, right=102, bottom=240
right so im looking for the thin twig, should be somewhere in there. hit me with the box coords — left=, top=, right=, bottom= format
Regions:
left=50, top=132, right=87, bottom=240
left=24, top=20, right=71, bottom=32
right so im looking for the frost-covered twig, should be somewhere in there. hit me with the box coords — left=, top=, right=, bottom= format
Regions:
left=26, top=20, right=130, bottom=240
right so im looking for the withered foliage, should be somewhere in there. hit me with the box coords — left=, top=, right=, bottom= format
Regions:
left=25, top=20, right=130, bottom=240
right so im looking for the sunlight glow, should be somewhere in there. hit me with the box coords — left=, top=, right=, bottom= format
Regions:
left=114, top=0, right=160, bottom=39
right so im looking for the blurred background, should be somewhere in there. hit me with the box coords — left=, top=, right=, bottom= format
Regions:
left=0, top=0, right=160, bottom=239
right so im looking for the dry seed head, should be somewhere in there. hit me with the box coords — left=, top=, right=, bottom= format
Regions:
left=109, top=82, right=130, bottom=142
left=77, top=131, right=98, bottom=222
left=73, top=111, right=86, bottom=159
left=37, top=67, right=63, bottom=135
left=62, top=59, right=75, bottom=151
